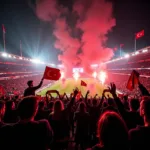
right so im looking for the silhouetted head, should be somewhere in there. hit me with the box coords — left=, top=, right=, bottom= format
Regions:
left=27, top=80, right=33, bottom=87
left=38, top=101, right=45, bottom=110
left=54, top=100, right=64, bottom=113
left=92, top=99, right=97, bottom=106
left=79, top=102, right=86, bottom=113
left=129, top=98, right=140, bottom=111
left=5, top=100, right=15, bottom=111
left=107, top=98, right=115, bottom=106
left=48, top=101, right=54, bottom=110
left=17, top=96, right=38, bottom=121
left=97, top=111, right=128, bottom=149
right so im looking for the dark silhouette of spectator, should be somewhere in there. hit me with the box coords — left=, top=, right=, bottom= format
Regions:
left=35, top=101, right=49, bottom=120
left=0, top=100, right=5, bottom=127
left=12, top=96, right=53, bottom=150
left=74, top=102, right=90, bottom=150
left=126, top=98, right=143, bottom=130
left=3, top=100, right=18, bottom=123
left=129, top=96, right=150, bottom=150
left=90, top=111, right=129, bottom=150
left=48, top=89, right=78, bottom=150
left=47, top=101, right=54, bottom=114
left=24, top=78, right=43, bottom=97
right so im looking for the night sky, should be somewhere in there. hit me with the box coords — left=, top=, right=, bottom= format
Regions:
left=0, top=0, right=150, bottom=63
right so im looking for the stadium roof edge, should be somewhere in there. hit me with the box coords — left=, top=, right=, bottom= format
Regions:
left=104, top=46, right=150, bottom=64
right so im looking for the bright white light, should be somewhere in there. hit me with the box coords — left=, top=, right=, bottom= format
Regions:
left=60, top=71, right=65, bottom=79
left=98, top=71, right=107, bottom=85
left=125, top=54, right=130, bottom=58
left=13, top=56, right=16, bottom=59
left=142, top=49, right=148, bottom=53
left=31, top=59, right=41, bottom=64
left=73, top=71, right=80, bottom=81
left=92, top=71, right=97, bottom=79
left=132, top=53, right=135, bottom=56
left=8, top=55, right=12, bottom=58
left=58, top=64, right=64, bottom=68
left=41, top=62, right=45, bottom=64
left=50, top=63, right=55, bottom=67
left=135, top=51, right=139, bottom=55
left=2, top=53, right=8, bottom=57
left=19, top=57, right=22, bottom=60
left=91, top=64, right=98, bottom=67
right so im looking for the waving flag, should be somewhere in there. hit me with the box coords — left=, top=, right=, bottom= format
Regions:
left=120, top=44, right=124, bottom=48
left=81, top=80, right=87, bottom=87
left=43, top=66, right=61, bottom=80
left=136, top=30, right=144, bottom=39
left=126, top=70, right=140, bottom=91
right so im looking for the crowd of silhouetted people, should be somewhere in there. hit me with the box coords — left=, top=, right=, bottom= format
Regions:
left=0, top=76, right=150, bottom=150
left=0, top=75, right=53, bottom=97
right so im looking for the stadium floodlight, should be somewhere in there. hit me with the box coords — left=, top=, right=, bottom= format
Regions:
left=8, top=54, right=12, bottom=58
left=50, top=63, right=55, bottom=67
left=135, top=51, right=139, bottom=55
left=31, top=59, right=41, bottom=64
left=19, top=57, right=22, bottom=60
left=2, top=53, right=8, bottom=57
left=124, top=54, right=130, bottom=58
left=142, top=49, right=148, bottom=53
left=41, top=62, right=45, bottom=64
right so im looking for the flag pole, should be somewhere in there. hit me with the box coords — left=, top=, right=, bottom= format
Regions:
left=3, top=29, right=6, bottom=52
left=134, top=34, right=136, bottom=52
left=20, top=40, right=22, bottom=57
left=120, top=45, right=121, bottom=57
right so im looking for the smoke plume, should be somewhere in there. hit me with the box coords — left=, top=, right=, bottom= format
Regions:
left=36, top=0, right=116, bottom=75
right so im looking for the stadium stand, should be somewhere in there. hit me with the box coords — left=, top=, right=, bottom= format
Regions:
left=0, top=48, right=150, bottom=150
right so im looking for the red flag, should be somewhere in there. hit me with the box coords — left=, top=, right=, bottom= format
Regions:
left=120, top=44, right=124, bottom=48
left=135, top=30, right=144, bottom=39
left=81, top=80, right=87, bottom=86
left=43, top=66, right=61, bottom=80
left=2, top=24, right=6, bottom=34
left=126, top=70, right=140, bottom=91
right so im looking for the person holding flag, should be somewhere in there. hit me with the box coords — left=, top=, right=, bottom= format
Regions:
left=24, top=66, right=61, bottom=97
left=24, top=78, right=44, bottom=97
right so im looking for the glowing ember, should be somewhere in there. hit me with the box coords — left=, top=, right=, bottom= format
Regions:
left=98, top=71, right=107, bottom=84
left=92, top=71, right=97, bottom=79
left=73, top=72, right=80, bottom=81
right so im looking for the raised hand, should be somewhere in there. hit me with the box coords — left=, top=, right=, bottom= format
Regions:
left=109, top=82, right=116, bottom=95
left=87, top=90, right=90, bottom=94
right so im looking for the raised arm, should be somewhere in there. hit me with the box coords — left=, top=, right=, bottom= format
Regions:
left=65, top=88, right=78, bottom=112
left=109, top=83, right=126, bottom=116
left=33, top=78, right=44, bottom=90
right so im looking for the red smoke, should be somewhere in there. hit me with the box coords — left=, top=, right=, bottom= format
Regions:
left=53, top=18, right=81, bottom=74
left=36, top=0, right=116, bottom=75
